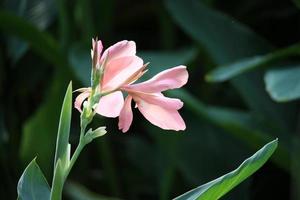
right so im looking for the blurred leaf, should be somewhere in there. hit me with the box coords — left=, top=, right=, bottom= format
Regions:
left=165, top=0, right=295, bottom=136
left=206, top=43, right=300, bottom=82
left=4, top=0, right=57, bottom=62
left=17, top=158, right=50, bottom=200
left=56, top=0, right=73, bottom=49
left=4, top=0, right=56, bottom=29
left=206, top=56, right=266, bottom=82
left=173, top=139, right=278, bottom=200
left=292, top=0, right=300, bottom=9
left=50, top=159, right=64, bottom=200
left=0, top=11, right=65, bottom=68
left=54, top=82, right=72, bottom=168
left=74, top=0, right=95, bottom=39
left=265, top=66, right=300, bottom=102
left=65, top=182, right=121, bottom=200
left=165, top=0, right=272, bottom=63
left=138, top=48, right=197, bottom=77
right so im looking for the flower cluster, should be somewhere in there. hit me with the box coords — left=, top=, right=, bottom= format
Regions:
left=75, top=38, right=188, bottom=132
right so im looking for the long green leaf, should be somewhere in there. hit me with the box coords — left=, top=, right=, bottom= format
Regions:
left=54, top=82, right=72, bottom=167
left=173, top=139, right=278, bottom=200
left=265, top=66, right=300, bottom=102
left=17, top=158, right=51, bottom=200
left=50, top=159, right=64, bottom=200
left=205, top=43, right=300, bottom=82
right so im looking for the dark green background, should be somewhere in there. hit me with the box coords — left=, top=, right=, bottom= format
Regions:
left=0, top=0, right=299, bottom=199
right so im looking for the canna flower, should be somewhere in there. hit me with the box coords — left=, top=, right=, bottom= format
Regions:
left=75, top=38, right=145, bottom=117
left=75, top=38, right=188, bottom=132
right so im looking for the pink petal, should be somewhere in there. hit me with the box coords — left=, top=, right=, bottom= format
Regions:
left=134, top=95, right=186, bottom=131
left=101, top=40, right=136, bottom=63
left=127, top=65, right=188, bottom=93
left=102, top=56, right=143, bottom=92
left=132, top=92, right=183, bottom=110
left=118, top=95, right=133, bottom=133
left=74, top=91, right=90, bottom=112
left=95, top=91, right=124, bottom=118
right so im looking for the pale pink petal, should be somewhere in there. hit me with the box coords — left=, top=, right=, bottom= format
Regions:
left=131, top=92, right=183, bottom=110
left=74, top=91, right=90, bottom=112
left=95, top=91, right=124, bottom=118
left=100, top=40, right=136, bottom=63
left=134, top=95, right=186, bottom=131
left=102, top=56, right=143, bottom=92
left=118, top=95, right=133, bottom=133
left=126, top=65, right=188, bottom=93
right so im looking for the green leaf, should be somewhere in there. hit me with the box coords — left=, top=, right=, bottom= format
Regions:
left=173, top=139, right=278, bottom=200
left=265, top=66, right=300, bottom=102
left=17, top=158, right=51, bottom=200
left=54, top=82, right=72, bottom=168
left=205, top=43, right=300, bottom=82
left=0, top=11, right=65, bottom=68
left=206, top=56, right=266, bottom=82
left=50, top=159, right=65, bottom=200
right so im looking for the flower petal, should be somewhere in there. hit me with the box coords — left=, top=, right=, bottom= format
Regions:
left=118, top=95, right=133, bottom=133
left=74, top=91, right=90, bottom=112
left=132, top=92, right=183, bottom=110
left=95, top=91, right=124, bottom=118
left=127, top=65, right=188, bottom=93
left=102, top=56, right=143, bottom=92
left=134, top=95, right=186, bottom=131
left=101, top=40, right=136, bottom=63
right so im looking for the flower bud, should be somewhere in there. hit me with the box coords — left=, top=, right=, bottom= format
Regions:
left=84, top=127, right=107, bottom=143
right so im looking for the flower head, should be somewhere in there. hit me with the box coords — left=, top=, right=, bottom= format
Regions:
left=75, top=38, right=188, bottom=132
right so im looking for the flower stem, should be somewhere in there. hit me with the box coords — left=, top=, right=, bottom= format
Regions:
left=65, top=120, right=88, bottom=179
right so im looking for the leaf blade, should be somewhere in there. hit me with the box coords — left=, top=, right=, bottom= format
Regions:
left=17, top=158, right=51, bottom=200
left=265, top=66, right=300, bottom=102
left=54, top=82, right=72, bottom=168
left=173, top=139, right=278, bottom=200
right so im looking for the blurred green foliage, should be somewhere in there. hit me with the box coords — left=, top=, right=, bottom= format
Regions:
left=1, top=0, right=299, bottom=199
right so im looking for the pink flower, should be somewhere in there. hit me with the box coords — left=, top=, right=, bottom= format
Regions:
left=75, top=39, right=145, bottom=117
left=75, top=38, right=188, bottom=132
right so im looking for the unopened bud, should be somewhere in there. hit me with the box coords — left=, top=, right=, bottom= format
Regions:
left=84, top=127, right=107, bottom=143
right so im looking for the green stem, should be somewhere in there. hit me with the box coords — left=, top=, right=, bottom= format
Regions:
left=64, top=139, right=85, bottom=179
left=65, top=120, right=88, bottom=179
